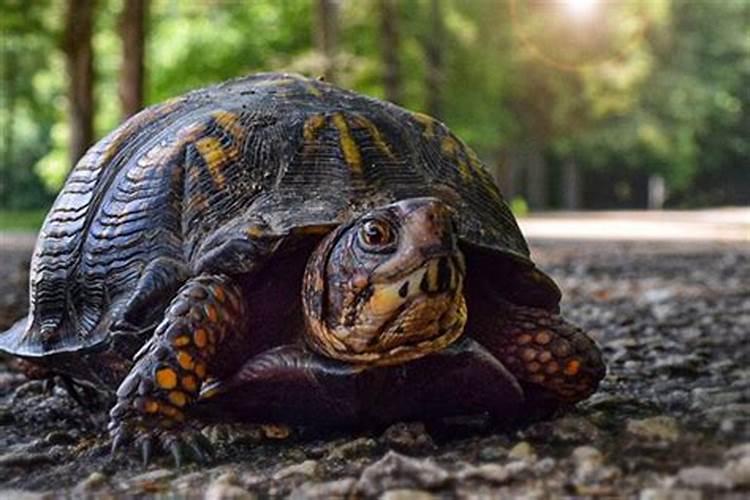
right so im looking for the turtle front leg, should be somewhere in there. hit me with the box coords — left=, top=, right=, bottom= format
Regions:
left=109, top=274, right=246, bottom=465
left=470, top=298, right=605, bottom=420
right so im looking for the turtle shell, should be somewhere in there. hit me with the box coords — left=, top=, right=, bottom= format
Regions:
left=0, top=72, right=559, bottom=362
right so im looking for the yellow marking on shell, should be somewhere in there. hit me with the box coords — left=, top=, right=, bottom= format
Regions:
left=144, top=399, right=159, bottom=413
left=213, top=110, right=245, bottom=143
left=331, top=113, right=363, bottom=173
left=564, top=359, right=581, bottom=376
left=195, top=362, right=207, bottom=379
left=156, top=368, right=178, bottom=389
left=303, top=114, right=327, bottom=142
left=245, top=225, right=265, bottom=238
left=177, top=350, right=194, bottom=370
left=205, top=304, right=219, bottom=323
left=441, top=136, right=473, bottom=181
left=182, top=375, right=198, bottom=392
left=195, top=136, right=236, bottom=189
left=412, top=112, right=437, bottom=138
left=168, top=390, right=187, bottom=407
left=212, top=287, right=226, bottom=304
left=194, top=328, right=208, bottom=348
left=350, top=115, right=396, bottom=160
left=173, top=335, right=191, bottom=347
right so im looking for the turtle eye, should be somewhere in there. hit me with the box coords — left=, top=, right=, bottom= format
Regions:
left=358, top=219, right=395, bottom=250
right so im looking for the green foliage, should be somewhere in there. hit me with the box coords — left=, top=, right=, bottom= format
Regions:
left=0, top=209, right=47, bottom=230
left=0, top=0, right=747, bottom=211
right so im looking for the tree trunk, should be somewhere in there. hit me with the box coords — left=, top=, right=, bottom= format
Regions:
left=63, top=0, right=95, bottom=168
left=314, top=0, right=339, bottom=83
left=562, top=160, right=581, bottom=210
left=526, top=144, right=548, bottom=210
left=0, top=49, right=17, bottom=207
left=118, top=0, right=147, bottom=120
left=423, top=0, right=444, bottom=118
left=379, top=0, right=402, bottom=105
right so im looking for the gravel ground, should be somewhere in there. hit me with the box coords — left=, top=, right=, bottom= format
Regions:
left=0, top=236, right=749, bottom=499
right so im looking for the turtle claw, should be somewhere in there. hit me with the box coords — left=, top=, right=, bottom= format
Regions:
left=109, top=415, right=214, bottom=467
left=141, top=437, right=154, bottom=466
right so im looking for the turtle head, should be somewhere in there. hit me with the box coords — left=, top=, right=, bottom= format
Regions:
left=302, top=197, right=467, bottom=366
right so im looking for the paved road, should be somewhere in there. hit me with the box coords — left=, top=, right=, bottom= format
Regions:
left=520, top=208, right=750, bottom=241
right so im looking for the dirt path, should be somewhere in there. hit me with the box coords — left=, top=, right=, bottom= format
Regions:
left=0, top=234, right=749, bottom=498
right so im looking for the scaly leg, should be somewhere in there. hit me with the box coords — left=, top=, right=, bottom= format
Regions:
left=469, top=298, right=606, bottom=420
left=108, top=274, right=247, bottom=465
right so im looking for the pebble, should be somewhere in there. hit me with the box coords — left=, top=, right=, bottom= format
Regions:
left=289, top=478, right=355, bottom=500
left=456, top=463, right=510, bottom=484
left=724, top=456, right=750, bottom=486
left=677, top=466, right=733, bottom=489
left=354, top=451, right=450, bottom=497
left=0, top=490, right=47, bottom=500
left=639, top=488, right=702, bottom=500
left=43, top=431, right=76, bottom=446
left=273, top=460, right=319, bottom=481
left=508, top=441, right=536, bottom=462
left=382, top=422, right=436, bottom=454
left=626, top=416, right=680, bottom=442
left=73, top=471, right=108, bottom=493
left=380, top=489, right=436, bottom=500
left=326, top=437, right=378, bottom=461
left=204, top=472, right=256, bottom=500
left=0, top=451, right=53, bottom=467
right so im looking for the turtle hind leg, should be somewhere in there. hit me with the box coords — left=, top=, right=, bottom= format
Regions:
left=108, top=273, right=247, bottom=465
left=470, top=299, right=606, bottom=419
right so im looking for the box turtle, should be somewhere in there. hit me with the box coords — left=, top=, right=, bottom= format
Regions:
left=0, top=73, right=604, bottom=464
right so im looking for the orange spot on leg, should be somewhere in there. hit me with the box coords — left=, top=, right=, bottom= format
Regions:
left=182, top=375, right=198, bottom=393
left=177, top=351, right=194, bottom=370
left=565, top=359, right=581, bottom=376
left=156, top=368, right=177, bottom=389
left=168, top=391, right=187, bottom=407
left=194, top=328, right=208, bottom=348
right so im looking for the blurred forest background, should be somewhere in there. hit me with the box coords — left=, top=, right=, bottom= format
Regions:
left=0, top=0, right=749, bottom=229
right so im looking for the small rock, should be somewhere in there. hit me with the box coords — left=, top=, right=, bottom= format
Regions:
left=204, top=472, right=256, bottom=500
left=508, top=441, right=536, bottom=462
left=382, top=422, right=436, bottom=454
left=571, top=446, right=603, bottom=466
left=724, top=456, right=750, bottom=486
left=724, top=442, right=750, bottom=460
left=327, top=437, right=378, bottom=461
left=477, top=444, right=507, bottom=462
left=677, top=466, right=733, bottom=489
left=534, top=457, right=557, bottom=474
left=0, top=451, right=54, bottom=467
left=0, top=490, right=47, bottom=500
left=456, top=463, right=510, bottom=484
left=43, top=431, right=76, bottom=446
left=203, top=424, right=263, bottom=446
left=380, top=489, right=436, bottom=500
left=127, top=468, right=175, bottom=491
left=354, top=451, right=450, bottom=497
left=73, top=471, right=108, bottom=493
left=639, top=488, right=702, bottom=500
left=626, top=416, right=680, bottom=442
left=289, top=478, right=355, bottom=500
left=273, top=460, right=319, bottom=481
